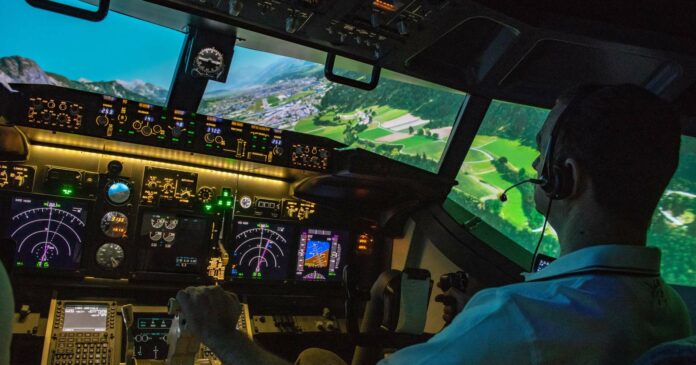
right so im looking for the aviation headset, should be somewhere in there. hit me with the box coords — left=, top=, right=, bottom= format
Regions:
left=537, top=85, right=607, bottom=200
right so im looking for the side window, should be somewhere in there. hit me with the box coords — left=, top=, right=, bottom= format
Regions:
left=648, top=136, right=696, bottom=286
left=0, top=1, right=184, bottom=105
left=446, top=100, right=558, bottom=256
left=447, top=100, right=696, bottom=286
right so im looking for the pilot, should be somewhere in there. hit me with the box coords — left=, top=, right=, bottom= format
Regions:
left=0, top=258, right=14, bottom=365
left=176, top=84, right=692, bottom=364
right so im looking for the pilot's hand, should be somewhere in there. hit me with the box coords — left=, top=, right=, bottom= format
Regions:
left=434, top=284, right=468, bottom=326
left=176, top=285, right=242, bottom=348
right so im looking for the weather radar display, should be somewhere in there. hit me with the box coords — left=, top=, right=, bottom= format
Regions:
left=295, top=228, right=346, bottom=281
left=230, top=220, right=292, bottom=280
left=8, top=196, right=87, bottom=270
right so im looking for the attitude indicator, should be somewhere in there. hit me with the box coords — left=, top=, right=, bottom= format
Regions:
left=230, top=220, right=292, bottom=280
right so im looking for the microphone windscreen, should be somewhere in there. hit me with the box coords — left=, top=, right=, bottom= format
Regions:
left=500, top=194, right=508, bottom=202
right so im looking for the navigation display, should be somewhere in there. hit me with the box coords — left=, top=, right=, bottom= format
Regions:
left=7, top=196, right=87, bottom=270
left=137, top=212, right=208, bottom=273
left=63, top=304, right=108, bottom=332
left=230, top=219, right=293, bottom=280
left=295, top=228, right=347, bottom=281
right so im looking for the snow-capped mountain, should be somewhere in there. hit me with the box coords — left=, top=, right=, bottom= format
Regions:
left=0, top=56, right=168, bottom=105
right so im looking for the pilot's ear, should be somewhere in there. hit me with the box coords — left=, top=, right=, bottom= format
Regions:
left=564, top=158, right=586, bottom=199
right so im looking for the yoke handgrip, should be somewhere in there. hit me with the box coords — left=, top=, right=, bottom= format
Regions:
left=324, top=53, right=381, bottom=91
left=26, top=0, right=110, bottom=21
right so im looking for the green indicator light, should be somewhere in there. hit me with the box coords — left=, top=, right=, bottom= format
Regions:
left=204, top=204, right=213, bottom=212
left=223, top=190, right=230, bottom=197
left=218, top=200, right=223, bottom=206
left=128, top=130, right=135, bottom=135
left=15, top=262, right=23, bottom=267
left=252, top=145, right=256, bottom=148
left=157, top=136, right=165, bottom=140
left=187, top=131, right=195, bottom=134
left=226, top=200, right=232, bottom=207
left=205, top=144, right=213, bottom=147
left=172, top=138, right=180, bottom=142
left=60, top=186, right=74, bottom=196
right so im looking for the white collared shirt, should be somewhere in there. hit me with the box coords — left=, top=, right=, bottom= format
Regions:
left=379, top=244, right=692, bottom=365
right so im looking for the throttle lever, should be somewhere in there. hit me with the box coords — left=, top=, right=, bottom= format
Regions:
left=438, top=271, right=469, bottom=292
left=166, top=298, right=201, bottom=365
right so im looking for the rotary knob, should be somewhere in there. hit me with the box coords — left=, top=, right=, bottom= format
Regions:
left=171, top=126, right=183, bottom=138
left=141, top=125, right=153, bottom=137
left=69, top=104, right=80, bottom=115
left=96, top=115, right=109, bottom=126
left=56, top=113, right=68, bottom=123
left=204, top=133, right=215, bottom=144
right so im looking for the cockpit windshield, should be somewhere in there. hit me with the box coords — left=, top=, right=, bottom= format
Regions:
left=198, top=47, right=466, bottom=173
left=0, top=0, right=183, bottom=106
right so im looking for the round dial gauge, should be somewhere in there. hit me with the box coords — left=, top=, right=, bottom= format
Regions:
left=240, top=196, right=253, bottom=209
left=106, top=181, right=131, bottom=205
left=194, top=47, right=225, bottom=77
left=165, top=218, right=178, bottom=230
left=197, top=187, right=216, bottom=204
left=100, top=211, right=128, bottom=238
left=96, top=243, right=125, bottom=270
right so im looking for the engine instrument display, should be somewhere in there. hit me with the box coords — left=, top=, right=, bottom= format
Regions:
left=96, top=243, right=125, bottom=270
left=8, top=196, right=87, bottom=270
left=133, top=314, right=172, bottom=360
left=106, top=180, right=131, bottom=205
left=137, top=212, right=208, bottom=273
left=100, top=211, right=128, bottom=238
left=141, top=167, right=198, bottom=209
left=230, top=220, right=293, bottom=280
left=295, top=228, right=346, bottom=281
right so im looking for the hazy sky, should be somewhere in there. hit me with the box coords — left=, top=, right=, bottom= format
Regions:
left=1, top=0, right=284, bottom=88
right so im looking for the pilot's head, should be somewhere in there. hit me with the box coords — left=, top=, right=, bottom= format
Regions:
left=532, top=84, right=681, bottom=237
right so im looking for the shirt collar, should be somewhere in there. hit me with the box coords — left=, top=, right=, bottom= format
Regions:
left=523, top=244, right=661, bottom=282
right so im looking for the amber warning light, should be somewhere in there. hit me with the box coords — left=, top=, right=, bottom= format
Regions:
left=373, top=0, right=397, bottom=11
left=357, top=233, right=374, bottom=252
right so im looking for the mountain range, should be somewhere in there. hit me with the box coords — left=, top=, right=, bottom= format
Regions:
left=204, top=58, right=323, bottom=98
left=0, top=56, right=169, bottom=105
left=0, top=55, right=323, bottom=104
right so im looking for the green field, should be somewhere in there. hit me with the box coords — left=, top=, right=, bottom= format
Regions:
left=400, top=136, right=447, bottom=159
left=295, top=116, right=319, bottom=132
left=453, top=175, right=494, bottom=199
left=471, top=135, right=498, bottom=148
left=464, top=149, right=490, bottom=163
left=285, top=90, right=313, bottom=103
left=358, top=127, right=392, bottom=141
left=479, top=171, right=527, bottom=227
left=484, top=139, right=538, bottom=172
left=373, top=106, right=408, bottom=122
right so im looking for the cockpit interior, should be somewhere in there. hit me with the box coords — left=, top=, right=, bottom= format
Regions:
left=1, top=0, right=695, bottom=364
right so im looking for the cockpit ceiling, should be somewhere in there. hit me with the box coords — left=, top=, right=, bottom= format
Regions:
left=84, top=0, right=696, bottom=111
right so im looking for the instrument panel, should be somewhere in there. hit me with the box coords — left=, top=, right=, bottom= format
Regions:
left=12, top=83, right=342, bottom=173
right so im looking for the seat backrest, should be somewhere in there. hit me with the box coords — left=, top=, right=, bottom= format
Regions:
left=633, top=336, right=696, bottom=365
left=671, top=285, right=696, bottom=331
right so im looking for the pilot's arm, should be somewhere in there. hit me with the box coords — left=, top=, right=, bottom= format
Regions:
left=176, top=286, right=292, bottom=365
left=0, top=262, right=14, bottom=365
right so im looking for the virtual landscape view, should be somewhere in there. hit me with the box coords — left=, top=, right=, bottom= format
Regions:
left=1, top=47, right=694, bottom=285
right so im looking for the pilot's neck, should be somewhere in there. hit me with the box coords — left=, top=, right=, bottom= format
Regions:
left=555, top=204, right=648, bottom=257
